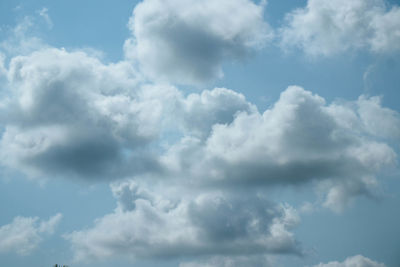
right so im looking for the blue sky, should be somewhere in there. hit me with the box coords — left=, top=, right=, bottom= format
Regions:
left=0, top=0, right=399, bottom=267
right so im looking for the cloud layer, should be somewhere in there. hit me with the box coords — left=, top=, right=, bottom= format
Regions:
left=0, top=213, right=62, bottom=255
left=0, top=2, right=399, bottom=266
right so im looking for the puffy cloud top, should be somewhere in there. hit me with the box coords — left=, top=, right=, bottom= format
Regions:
left=125, top=0, right=272, bottom=84
left=313, top=254, right=386, bottom=267
left=162, top=86, right=398, bottom=211
left=280, top=0, right=400, bottom=56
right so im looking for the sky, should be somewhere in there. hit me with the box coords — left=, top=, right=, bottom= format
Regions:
left=0, top=0, right=399, bottom=267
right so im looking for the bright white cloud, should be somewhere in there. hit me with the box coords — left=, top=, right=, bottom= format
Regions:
left=0, top=48, right=179, bottom=180
left=162, top=86, right=398, bottom=211
left=66, top=181, right=300, bottom=262
left=179, top=87, right=257, bottom=139
left=0, top=213, right=62, bottom=255
left=124, top=0, right=272, bottom=85
left=313, top=254, right=386, bottom=267
left=280, top=0, right=400, bottom=56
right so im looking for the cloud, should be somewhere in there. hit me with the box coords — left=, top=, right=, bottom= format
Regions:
left=37, top=7, right=53, bottom=29
left=317, top=176, right=381, bottom=213
left=66, top=181, right=300, bottom=262
left=279, top=0, right=400, bottom=56
left=312, top=254, right=386, bottom=267
left=0, top=48, right=180, bottom=180
left=179, top=255, right=274, bottom=267
left=179, top=87, right=257, bottom=139
left=356, top=95, right=400, bottom=140
left=162, top=86, right=398, bottom=211
left=0, top=53, right=6, bottom=76
left=0, top=44, right=262, bottom=183
left=0, top=213, right=62, bottom=255
left=0, top=14, right=48, bottom=56
left=1, top=47, right=398, bottom=212
left=124, top=0, right=272, bottom=85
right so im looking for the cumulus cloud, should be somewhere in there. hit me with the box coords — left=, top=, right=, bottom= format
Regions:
left=179, top=255, right=274, bottom=267
left=0, top=46, right=262, bottom=181
left=124, top=0, right=272, bottom=85
left=0, top=213, right=62, bottom=255
left=0, top=48, right=179, bottom=180
left=162, top=86, right=398, bottom=211
left=179, top=88, right=257, bottom=139
left=312, top=254, right=386, bottom=267
left=280, top=0, right=400, bottom=56
left=66, top=181, right=300, bottom=262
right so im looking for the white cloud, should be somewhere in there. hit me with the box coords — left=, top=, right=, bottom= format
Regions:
left=124, top=0, right=272, bottom=85
left=0, top=213, right=62, bottom=255
left=162, top=86, right=398, bottom=211
left=318, top=176, right=381, bottom=213
left=179, top=255, right=275, bottom=267
left=0, top=15, right=48, bottom=57
left=0, top=47, right=259, bottom=182
left=280, top=0, right=400, bottom=56
left=37, top=7, right=53, bottom=29
left=2, top=49, right=398, bottom=211
left=179, top=87, right=257, bottom=139
left=357, top=95, right=400, bottom=140
left=0, top=48, right=179, bottom=180
left=66, top=181, right=300, bottom=262
left=312, top=254, right=386, bottom=267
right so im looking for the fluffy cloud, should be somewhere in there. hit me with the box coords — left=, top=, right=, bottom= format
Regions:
left=179, top=255, right=274, bottom=267
left=162, top=86, right=398, bottom=211
left=0, top=213, right=62, bottom=255
left=1, top=48, right=398, bottom=211
left=0, top=48, right=179, bottom=180
left=66, top=181, right=300, bottom=262
left=280, top=0, right=400, bottom=56
left=179, top=88, right=257, bottom=139
left=0, top=46, right=260, bottom=181
left=124, top=0, right=272, bottom=85
left=312, top=254, right=386, bottom=267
